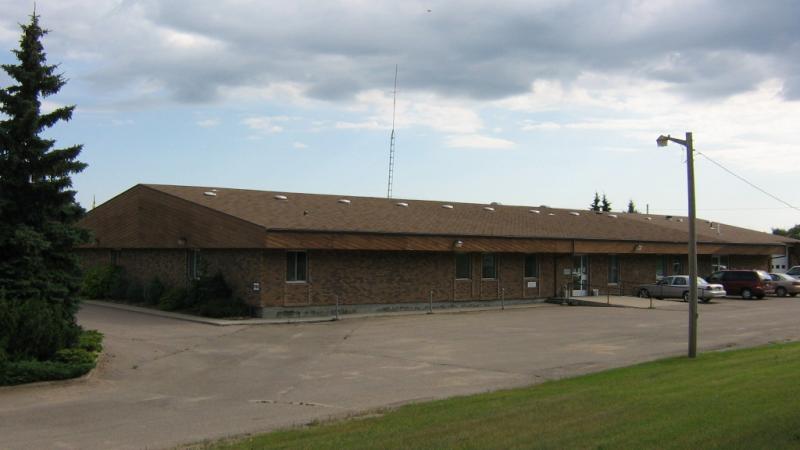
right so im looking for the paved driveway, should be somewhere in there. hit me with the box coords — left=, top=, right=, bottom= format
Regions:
left=2, top=298, right=800, bottom=450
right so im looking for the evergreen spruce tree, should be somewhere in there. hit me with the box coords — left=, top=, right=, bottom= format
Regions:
left=601, top=194, right=612, bottom=212
left=0, top=13, right=89, bottom=361
left=627, top=200, right=639, bottom=214
left=589, top=192, right=601, bottom=211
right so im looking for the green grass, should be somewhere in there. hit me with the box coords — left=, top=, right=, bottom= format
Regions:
left=209, top=342, right=800, bottom=450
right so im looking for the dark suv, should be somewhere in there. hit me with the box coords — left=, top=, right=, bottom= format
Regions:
left=706, top=270, right=774, bottom=299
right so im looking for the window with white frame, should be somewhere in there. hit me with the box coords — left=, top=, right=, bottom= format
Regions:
left=187, top=249, right=201, bottom=280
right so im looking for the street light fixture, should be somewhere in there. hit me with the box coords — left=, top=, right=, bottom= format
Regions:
left=657, top=132, right=699, bottom=358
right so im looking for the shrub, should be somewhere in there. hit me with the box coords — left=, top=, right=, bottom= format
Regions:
left=143, top=277, right=166, bottom=305
left=186, top=272, right=232, bottom=308
left=125, top=280, right=143, bottom=302
left=80, top=265, right=127, bottom=299
left=0, top=359, right=94, bottom=386
left=159, top=288, right=188, bottom=311
left=54, top=348, right=95, bottom=365
left=78, top=330, right=103, bottom=353
left=196, top=297, right=251, bottom=318
left=0, top=329, right=102, bottom=386
left=0, top=296, right=81, bottom=361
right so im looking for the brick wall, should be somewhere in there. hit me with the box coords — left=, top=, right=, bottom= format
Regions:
left=76, top=248, right=778, bottom=308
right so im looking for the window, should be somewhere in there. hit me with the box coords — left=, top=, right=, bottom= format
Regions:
left=524, top=254, right=538, bottom=278
left=187, top=249, right=200, bottom=280
left=672, top=257, right=683, bottom=274
left=608, top=255, right=620, bottom=284
left=673, top=277, right=687, bottom=286
left=286, top=251, right=307, bottom=282
left=712, top=255, right=729, bottom=272
left=481, top=254, right=497, bottom=279
left=656, top=255, right=667, bottom=279
left=455, top=253, right=471, bottom=279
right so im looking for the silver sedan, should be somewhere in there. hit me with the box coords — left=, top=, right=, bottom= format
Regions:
left=637, top=275, right=726, bottom=303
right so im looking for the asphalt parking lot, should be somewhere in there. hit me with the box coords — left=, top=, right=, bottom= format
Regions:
left=1, top=297, right=799, bottom=450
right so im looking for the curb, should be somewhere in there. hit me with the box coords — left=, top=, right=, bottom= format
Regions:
left=82, top=300, right=551, bottom=326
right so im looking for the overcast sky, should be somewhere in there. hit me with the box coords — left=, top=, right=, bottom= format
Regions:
left=2, top=0, right=799, bottom=232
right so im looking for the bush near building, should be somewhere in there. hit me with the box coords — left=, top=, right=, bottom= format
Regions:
left=81, top=265, right=251, bottom=318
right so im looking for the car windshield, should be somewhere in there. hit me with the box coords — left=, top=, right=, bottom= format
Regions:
left=696, top=277, right=711, bottom=286
left=756, top=270, right=772, bottom=281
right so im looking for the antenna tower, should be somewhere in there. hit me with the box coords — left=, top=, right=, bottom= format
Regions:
left=387, top=65, right=398, bottom=198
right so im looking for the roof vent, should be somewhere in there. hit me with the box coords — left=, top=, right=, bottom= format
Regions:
left=274, top=194, right=288, bottom=200
left=548, top=212, right=556, bottom=216
left=337, top=199, right=351, bottom=205
left=646, top=217, right=653, bottom=221
left=483, top=206, right=495, bottom=212
left=529, top=209, right=540, bottom=214
left=441, top=204, right=454, bottom=209
left=490, top=202, right=501, bottom=206
left=608, top=214, right=618, bottom=218
left=677, top=218, right=684, bottom=222
left=665, top=215, right=673, bottom=220
left=211, top=189, right=219, bottom=192
left=569, top=212, right=580, bottom=216
left=396, top=202, right=409, bottom=207
left=203, top=191, right=217, bottom=197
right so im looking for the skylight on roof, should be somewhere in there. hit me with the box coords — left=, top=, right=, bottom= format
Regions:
left=338, top=199, right=351, bottom=204
left=548, top=213, right=556, bottom=216
left=396, top=202, right=409, bottom=207
left=203, top=191, right=217, bottom=197
left=483, top=206, right=495, bottom=211
left=529, top=209, right=540, bottom=214
left=569, top=212, right=580, bottom=216
left=608, top=214, right=618, bottom=218
left=441, top=204, right=454, bottom=209
left=274, top=195, right=288, bottom=200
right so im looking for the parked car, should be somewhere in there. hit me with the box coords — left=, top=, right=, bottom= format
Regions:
left=637, top=276, right=726, bottom=303
left=706, top=270, right=774, bottom=299
left=769, top=273, right=800, bottom=297
left=786, top=266, right=800, bottom=277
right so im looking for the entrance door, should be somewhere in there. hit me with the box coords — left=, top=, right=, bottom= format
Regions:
left=571, top=255, right=589, bottom=296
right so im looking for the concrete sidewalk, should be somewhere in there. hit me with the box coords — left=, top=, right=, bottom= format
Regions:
left=562, top=295, right=693, bottom=310
left=84, top=299, right=549, bottom=326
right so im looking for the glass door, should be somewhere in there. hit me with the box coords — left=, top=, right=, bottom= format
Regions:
left=571, top=255, right=589, bottom=296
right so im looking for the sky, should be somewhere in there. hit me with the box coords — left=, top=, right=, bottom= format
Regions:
left=1, top=0, right=799, bottom=233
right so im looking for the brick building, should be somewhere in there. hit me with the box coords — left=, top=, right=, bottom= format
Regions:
left=78, top=184, right=797, bottom=317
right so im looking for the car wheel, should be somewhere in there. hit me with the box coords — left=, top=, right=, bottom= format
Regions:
left=682, top=291, right=689, bottom=302
left=700, top=296, right=710, bottom=303
left=741, top=288, right=753, bottom=300
left=776, top=287, right=787, bottom=297
left=756, top=294, right=765, bottom=300
left=638, top=288, right=650, bottom=298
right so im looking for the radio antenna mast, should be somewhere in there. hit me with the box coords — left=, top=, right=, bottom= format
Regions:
left=387, top=64, right=398, bottom=198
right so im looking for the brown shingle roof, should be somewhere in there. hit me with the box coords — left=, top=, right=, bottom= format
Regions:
left=143, top=184, right=795, bottom=246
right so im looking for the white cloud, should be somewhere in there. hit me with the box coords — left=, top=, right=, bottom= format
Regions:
left=242, top=116, right=291, bottom=133
left=292, top=141, right=308, bottom=149
left=196, top=118, right=220, bottom=128
left=335, top=120, right=383, bottom=130
left=445, top=134, right=515, bottom=149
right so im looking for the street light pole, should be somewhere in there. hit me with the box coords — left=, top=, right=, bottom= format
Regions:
left=657, top=132, right=699, bottom=358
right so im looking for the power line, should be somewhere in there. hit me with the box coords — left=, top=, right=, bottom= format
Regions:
left=694, top=149, right=800, bottom=213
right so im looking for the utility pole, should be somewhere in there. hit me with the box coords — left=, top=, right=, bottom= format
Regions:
left=657, top=132, right=698, bottom=358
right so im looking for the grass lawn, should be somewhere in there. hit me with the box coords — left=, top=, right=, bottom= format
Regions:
left=209, top=342, right=800, bottom=450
